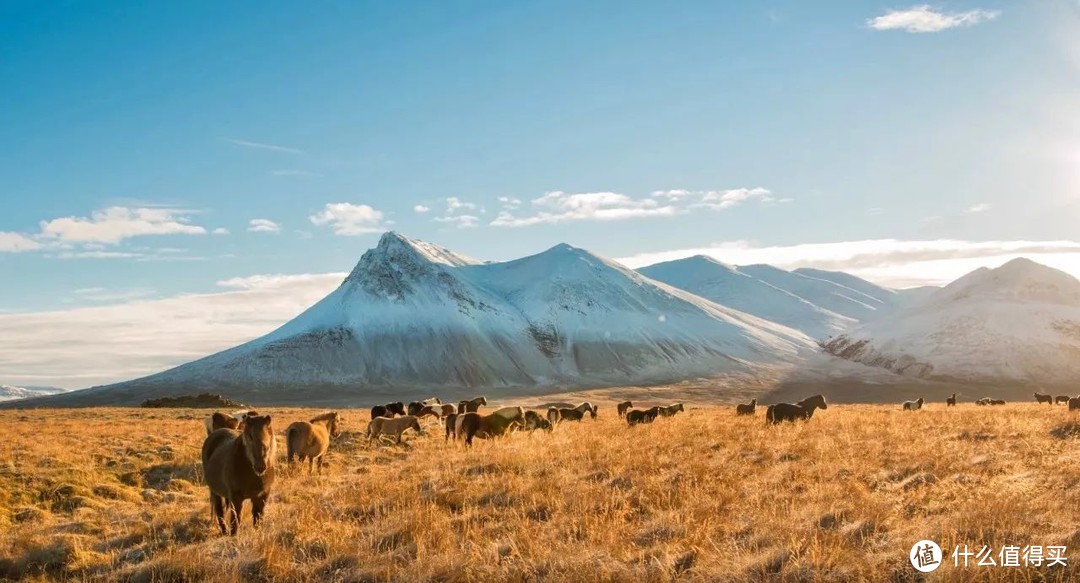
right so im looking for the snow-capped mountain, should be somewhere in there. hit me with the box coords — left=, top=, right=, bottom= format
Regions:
left=0, top=384, right=67, bottom=402
left=638, top=256, right=857, bottom=340
left=24, top=232, right=816, bottom=406
left=820, top=258, right=1080, bottom=387
left=737, top=264, right=894, bottom=321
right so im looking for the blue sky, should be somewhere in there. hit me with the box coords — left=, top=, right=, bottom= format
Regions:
left=1, top=1, right=1078, bottom=387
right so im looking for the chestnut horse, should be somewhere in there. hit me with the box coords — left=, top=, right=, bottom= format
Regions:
left=202, top=414, right=276, bottom=536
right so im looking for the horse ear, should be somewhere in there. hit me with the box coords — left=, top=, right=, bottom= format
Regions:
left=263, top=415, right=272, bottom=424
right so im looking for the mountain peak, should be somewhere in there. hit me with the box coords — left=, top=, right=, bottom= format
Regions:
left=937, top=257, right=1080, bottom=305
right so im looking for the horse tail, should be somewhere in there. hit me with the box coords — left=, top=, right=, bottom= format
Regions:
left=765, top=405, right=775, bottom=424
left=285, top=425, right=298, bottom=462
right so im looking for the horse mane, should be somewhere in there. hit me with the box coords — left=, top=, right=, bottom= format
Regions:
left=310, top=411, right=338, bottom=423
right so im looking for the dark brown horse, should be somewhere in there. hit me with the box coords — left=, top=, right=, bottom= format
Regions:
left=626, top=406, right=661, bottom=426
left=1069, top=397, right=1080, bottom=411
left=616, top=401, right=633, bottom=417
left=204, top=411, right=239, bottom=435
left=1056, top=395, right=1070, bottom=405
left=1035, top=392, right=1053, bottom=405
left=765, top=394, right=828, bottom=424
left=946, top=393, right=957, bottom=407
left=736, top=399, right=756, bottom=416
left=370, top=402, right=406, bottom=420
left=989, top=399, right=1006, bottom=406
left=202, top=414, right=276, bottom=536
left=524, top=410, right=552, bottom=432
left=457, top=396, right=488, bottom=414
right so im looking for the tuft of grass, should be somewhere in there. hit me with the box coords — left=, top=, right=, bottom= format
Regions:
left=0, top=403, right=1079, bottom=581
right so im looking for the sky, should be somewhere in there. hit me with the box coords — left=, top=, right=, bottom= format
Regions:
left=1, top=1, right=1078, bottom=388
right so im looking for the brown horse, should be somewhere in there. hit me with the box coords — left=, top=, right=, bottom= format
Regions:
left=367, top=415, right=422, bottom=444
left=1035, top=392, right=1053, bottom=405
left=658, top=403, right=684, bottom=417
left=736, top=399, right=756, bottom=416
left=902, top=397, right=924, bottom=411
left=204, top=412, right=239, bottom=435
left=439, top=403, right=457, bottom=417
left=416, top=405, right=441, bottom=419
left=617, top=401, right=633, bottom=417
left=444, top=413, right=459, bottom=441
left=1056, top=395, right=1070, bottom=405
left=626, top=406, right=661, bottom=426
left=946, top=393, right=957, bottom=407
left=457, top=396, right=488, bottom=414
left=370, top=402, right=406, bottom=420
left=202, top=414, right=276, bottom=536
left=1069, top=397, right=1080, bottom=411
left=454, top=409, right=523, bottom=446
left=766, top=394, right=828, bottom=424
left=285, top=411, right=341, bottom=474
left=524, top=410, right=553, bottom=432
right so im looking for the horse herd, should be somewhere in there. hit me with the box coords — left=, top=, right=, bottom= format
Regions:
left=198, top=388, right=1065, bottom=536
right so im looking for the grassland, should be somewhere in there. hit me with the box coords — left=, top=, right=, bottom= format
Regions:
left=2, top=402, right=1080, bottom=582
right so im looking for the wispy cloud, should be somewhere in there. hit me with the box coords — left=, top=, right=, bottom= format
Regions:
left=0, top=232, right=42, bottom=253
left=38, top=207, right=207, bottom=245
left=0, top=272, right=344, bottom=388
left=247, top=218, right=281, bottom=234
left=965, top=202, right=993, bottom=214
left=620, top=239, right=1080, bottom=287
left=868, top=5, right=1000, bottom=33
left=492, top=188, right=783, bottom=227
left=221, top=138, right=304, bottom=154
left=309, top=203, right=392, bottom=235
left=413, top=205, right=431, bottom=214
left=71, top=287, right=156, bottom=303
left=212, top=227, right=230, bottom=235
left=431, top=197, right=484, bottom=229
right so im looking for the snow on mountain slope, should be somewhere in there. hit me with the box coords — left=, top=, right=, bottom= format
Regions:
left=821, top=258, right=1080, bottom=386
left=792, top=267, right=899, bottom=308
left=737, top=264, right=889, bottom=321
left=32, top=233, right=816, bottom=406
left=0, top=384, right=67, bottom=402
left=639, top=256, right=855, bottom=340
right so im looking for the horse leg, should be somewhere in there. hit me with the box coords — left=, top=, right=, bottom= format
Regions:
left=316, top=455, right=324, bottom=474
left=210, top=493, right=227, bottom=535
left=308, top=457, right=314, bottom=474
left=228, top=497, right=243, bottom=536
left=251, top=495, right=267, bottom=528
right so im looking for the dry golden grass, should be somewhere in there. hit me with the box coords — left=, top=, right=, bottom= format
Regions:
left=2, top=402, right=1080, bottom=582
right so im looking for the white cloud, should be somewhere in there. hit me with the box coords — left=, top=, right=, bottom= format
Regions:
left=434, top=214, right=480, bottom=228
left=431, top=197, right=484, bottom=229
left=38, top=207, right=207, bottom=245
left=0, top=272, right=345, bottom=388
left=491, top=191, right=680, bottom=227
left=497, top=196, right=522, bottom=209
left=413, top=205, right=431, bottom=214
left=212, top=227, right=230, bottom=235
left=221, top=137, right=304, bottom=154
left=619, top=239, right=1080, bottom=287
left=868, top=5, right=1000, bottom=33
left=72, top=287, right=156, bottom=303
left=965, top=203, right=993, bottom=214
left=0, top=232, right=42, bottom=253
left=309, top=203, right=391, bottom=235
left=247, top=218, right=281, bottom=234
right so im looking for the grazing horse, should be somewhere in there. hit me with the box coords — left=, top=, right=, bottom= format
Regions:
left=523, top=410, right=552, bottom=432
left=658, top=403, right=684, bottom=417
left=975, top=397, right=991, bottom=406
left=454, top=410, right=523, bottom=446
left=616, top=401, right=633, bottom=417
left=458, top=396, right=488, bottom=414
left=736, top=399, right=757, bottom=416
left=765, top=394, right=828, bottom=424
left=1056, top=395, right=1070, bottom=405
left=407, top=401, right=424, bottom=416
left=902, top=397, right=924, bottom=411
left=416, top=405, right=441, bottom=419
left=626, top=407, right=661, bottom=426
left=204, top=412, right=239, bottom=435
left=370, top=402, right=406, bottom=420
left=367, top=415, right=422, bottom=444
left=547, top=405, right=591, bottom=425
left=989, top=399, right=1006, bottom=406
left=438, top=403, right=456, bottom=417
left=285, top=412, right=341, bottom=474
left=1035, top=392, right=1053, bottom=405
left=946, top=393, right=957, bottom=407
left=202, top=414, right=276, bottom=536
left=1069, top=397, right=1080, bottom=411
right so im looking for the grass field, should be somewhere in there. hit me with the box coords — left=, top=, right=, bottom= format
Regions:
left=2, top=401, right=1080, bottom=582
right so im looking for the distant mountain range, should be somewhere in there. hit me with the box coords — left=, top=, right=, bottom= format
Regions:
left=11, top=232, right=1078, bottom=408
